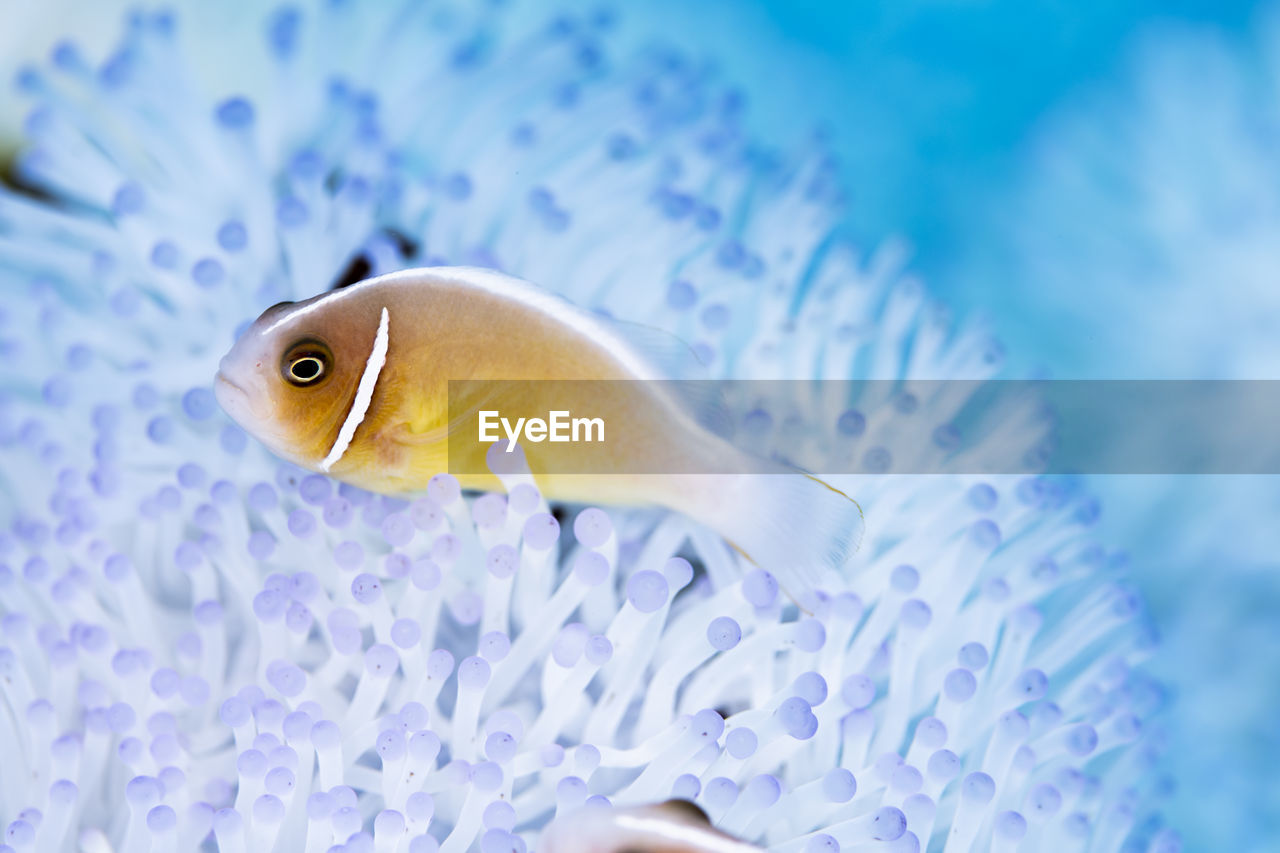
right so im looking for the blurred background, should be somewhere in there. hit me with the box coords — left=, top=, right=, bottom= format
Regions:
left=3, top=0, right=1276, bottom=846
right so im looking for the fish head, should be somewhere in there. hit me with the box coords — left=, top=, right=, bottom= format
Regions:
left=216, top=290, right=388, bottom=471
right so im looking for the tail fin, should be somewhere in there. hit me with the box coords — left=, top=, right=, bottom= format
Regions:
left=703, top=472, right=864, bottom=598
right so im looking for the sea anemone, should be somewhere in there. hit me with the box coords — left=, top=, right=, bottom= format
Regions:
left=1, top=3, right=1178, bottom=852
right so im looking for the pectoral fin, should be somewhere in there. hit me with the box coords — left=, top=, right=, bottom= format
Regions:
left=384, top=420, right=450, bottom=446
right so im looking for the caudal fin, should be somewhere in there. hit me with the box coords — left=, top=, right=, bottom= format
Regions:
left=705, top=472, right=864, bottom=597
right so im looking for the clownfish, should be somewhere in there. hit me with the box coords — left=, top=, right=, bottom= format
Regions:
left=214, top=267, right=862, bottom=594
left=540, top=799, right=763, bottom=852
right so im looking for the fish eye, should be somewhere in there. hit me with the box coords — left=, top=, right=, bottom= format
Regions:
left=281, top=339, right=333, bottom=387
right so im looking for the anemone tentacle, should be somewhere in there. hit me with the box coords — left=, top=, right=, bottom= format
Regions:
left=1, top=3, right=1177, bottom=852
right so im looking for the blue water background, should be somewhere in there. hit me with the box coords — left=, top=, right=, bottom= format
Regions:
left=614, top=1, right=1278, bottom=848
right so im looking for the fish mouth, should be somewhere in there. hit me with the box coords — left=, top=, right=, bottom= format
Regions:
left=214, top=371, right=244, bottom=394
left=212, top=374, right=313, bottom=472
left=213, top=371, right=246, bottom=401
left=214, top=370, right=290, bottom=455
left=213, top=371, right=254, bottom=424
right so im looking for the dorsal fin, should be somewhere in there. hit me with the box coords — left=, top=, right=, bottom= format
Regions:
left=601, top=316, right=709, bottom=380
left=600, top=316, right=733, bottom=438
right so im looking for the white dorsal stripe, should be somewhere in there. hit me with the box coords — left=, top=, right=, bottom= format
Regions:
left=268, top=267, right=663, bottom=380
left=320, top=306, right=390, bottom=471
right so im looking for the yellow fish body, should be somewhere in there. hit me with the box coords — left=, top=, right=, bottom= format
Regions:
left=215, top=267, right=862, bottom=593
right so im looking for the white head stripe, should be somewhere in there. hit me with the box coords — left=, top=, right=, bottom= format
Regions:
left=264, top=286, right=349, bottom=335
left=271, top=266, right=662, bottom=381
left=320, top=307, right=390, bottom=471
